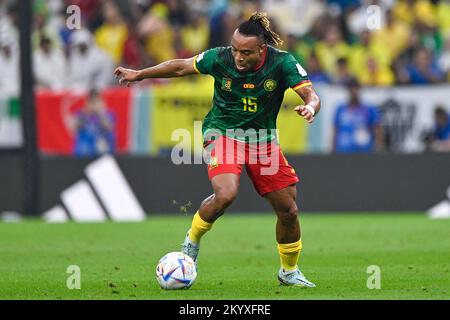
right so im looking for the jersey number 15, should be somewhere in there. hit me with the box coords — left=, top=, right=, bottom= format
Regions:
left=242, top=97, right=258, bottom=113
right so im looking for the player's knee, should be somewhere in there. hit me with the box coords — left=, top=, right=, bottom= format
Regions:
left=214, top=188, right=237, bottom=209
left=278, top=202, right=298, bottom=224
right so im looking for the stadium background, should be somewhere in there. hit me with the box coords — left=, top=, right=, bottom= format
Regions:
left=0, top=0, right=450, bottom=302
left=1, top=0, right=449, bottom=217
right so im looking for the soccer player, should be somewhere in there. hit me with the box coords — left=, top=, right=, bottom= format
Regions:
left=115, top=12, right=321, bottom=287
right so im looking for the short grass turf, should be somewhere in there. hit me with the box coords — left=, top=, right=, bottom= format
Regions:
left=0, top=213, right=449, bottom=300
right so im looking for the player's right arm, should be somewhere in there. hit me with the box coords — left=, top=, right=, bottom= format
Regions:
left=115, top=48, right=218, bottom=86
left=114, top=57, right=199, bottom=86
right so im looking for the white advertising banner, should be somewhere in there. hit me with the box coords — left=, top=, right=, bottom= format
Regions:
left=315, top=84, right=450, bottom=153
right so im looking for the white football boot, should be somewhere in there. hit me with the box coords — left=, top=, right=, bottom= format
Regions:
left=278, top=268, right=316, bottom=287
left=181, top=230, right=200, bottom=265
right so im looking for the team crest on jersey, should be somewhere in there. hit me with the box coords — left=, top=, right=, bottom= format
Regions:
left=221, top=78, right=232, bottom=91
left=209, top=156, right=219, bottom=169
left=264, top=79, right=277, bottom=91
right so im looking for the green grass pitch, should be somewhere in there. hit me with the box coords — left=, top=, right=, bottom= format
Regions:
left=0, top=213, right=449, bottom=300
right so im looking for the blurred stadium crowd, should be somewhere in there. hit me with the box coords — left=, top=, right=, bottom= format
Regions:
left=1, top=0, right=450, bottom=95
left=0, top=0, right=449, bottom=155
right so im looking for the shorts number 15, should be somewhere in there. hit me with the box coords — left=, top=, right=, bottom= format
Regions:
left=242, top=97, right=258, bottom=113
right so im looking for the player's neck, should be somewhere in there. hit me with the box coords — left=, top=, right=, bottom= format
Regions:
left=253, top=46, right=268, bottom=71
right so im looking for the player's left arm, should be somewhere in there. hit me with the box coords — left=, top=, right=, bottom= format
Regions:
left=294, top=85, right=321, bottom=124
left=281, top=53, right=321, bottom=124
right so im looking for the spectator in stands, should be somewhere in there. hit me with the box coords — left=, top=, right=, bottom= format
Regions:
left=286, top=34, right=309, bottom=67
left=393, top=0, right=436, bottom=28
left=166, top=0, right=189, bottom=27
left=437, top=0, right=450, bottom=38
left=94, top=0, right=128, bottom=65
left=69, top=0, right=101, bottom=30
left=405, top=47, right=445, bottom=84
left=315, top=23, right=350, bottom=77
left=263, top=0, right=326, bottom=37
left=371, top=9, right=410, bottom=66
left=333, top=79, right=382, bottom=153
left=16, top=0, right=450, bottom=92
left=208, top=1, right=239, bottom=48
left=0, top=35, right=19, bottom=99
left=334, top=57, right=354, bottom=85
left=71, top=90, right=116, bottom=157
left=349, top=30, right=389, bottom=77
left=33, top=35, right=66, bottom=90
left=418, top=23, right=443, bottom=55
left=173, top=26, right=193, bottom=59
left=121, top=24, right=144, bottom=69
left=180, top=11, right=210, bottom=57
left=393, top=29, right=422, bottom=84
left=438, top=34, right=450, bottom=82
left=137, top=3, right=177, bottom=64
left=358, top=56, right=395, bottom=86
left=0, top=1, right=19, bottom=50
left=428, top=106, right=450, bottom=152
left=67, top=29, right=114, bottom=91
left=32, top=1, right=63, bottom=52
left=306, top=53, right=332, bottom=84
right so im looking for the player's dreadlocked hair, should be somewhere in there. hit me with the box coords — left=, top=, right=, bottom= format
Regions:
left=237, top=12, right=283, bottom=46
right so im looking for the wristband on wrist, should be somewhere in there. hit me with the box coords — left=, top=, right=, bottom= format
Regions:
left=304, top=104, right=316, bottom=116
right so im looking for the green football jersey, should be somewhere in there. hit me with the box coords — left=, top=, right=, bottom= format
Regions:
left=193, top=46, right=312, bottom=142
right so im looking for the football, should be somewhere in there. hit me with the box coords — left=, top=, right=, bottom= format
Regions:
left=156, top=252, right=197, bottom=290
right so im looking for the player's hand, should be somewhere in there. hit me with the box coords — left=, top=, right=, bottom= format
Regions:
left=294, top=105, right=315, bottom=123
left=114, top=67, right=141, bottom=87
